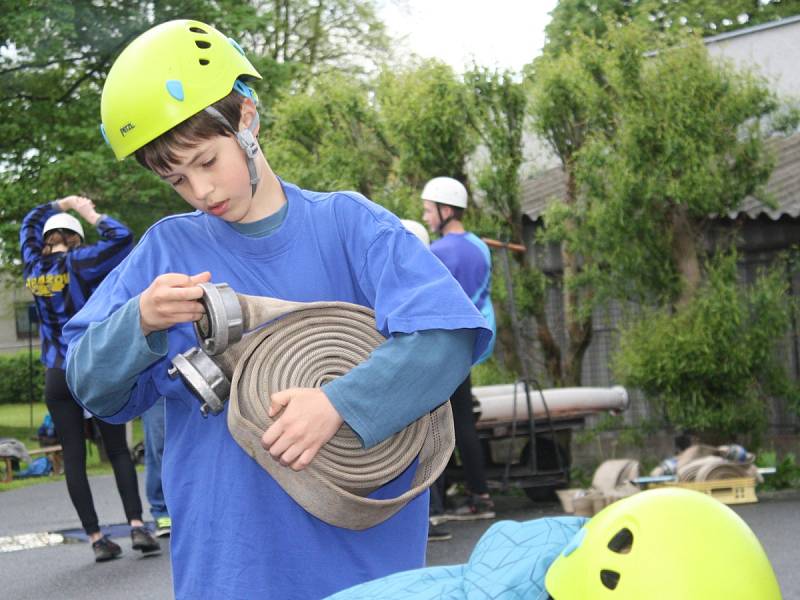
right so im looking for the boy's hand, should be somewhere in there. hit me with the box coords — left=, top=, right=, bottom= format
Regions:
left=261, top=388, right=344, bottom=471
left=139, top=272, right=211, bottom=335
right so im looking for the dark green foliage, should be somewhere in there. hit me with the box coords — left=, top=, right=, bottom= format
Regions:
left=545, top=0, right=800, bottom=54
left=376, top=60, right=476, bottom=189
left=268, top=73, right=393, bottom=198
left=0, top=0, right=389, bottom=276
left=756, top=451, right=800, bottom=490
left=613, top=252, right=800, bottom=439
left=464, top=66, right=527, bottom=243
left=0, top=350, right=44, bottom=405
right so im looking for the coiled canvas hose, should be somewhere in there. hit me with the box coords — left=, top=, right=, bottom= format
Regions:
left=190, top=284, right=455, bottom=529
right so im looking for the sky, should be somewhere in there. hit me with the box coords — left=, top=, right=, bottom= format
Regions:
left=378, top=0, right=559, bottom=73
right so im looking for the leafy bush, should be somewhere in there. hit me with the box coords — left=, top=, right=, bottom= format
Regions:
left=613, top=252, right=800, bottom=440
left=756, top=451, right=800, bottom=490
left=472, top=357, right=517, bottom=386
left=0, top=350, right=44, bottom=405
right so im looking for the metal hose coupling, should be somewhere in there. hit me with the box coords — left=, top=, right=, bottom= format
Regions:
left=171, top=282, right=456, bottom=529
left=169, top=282, right=261, bottom=416
left=168, top=283, right=249, bottom=416
left=168, top=338, right=249, bottom=417
left=193, top=282, right=244, bottom=355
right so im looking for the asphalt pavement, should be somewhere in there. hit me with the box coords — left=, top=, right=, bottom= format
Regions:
left=1, top=474, right=798, bottom=599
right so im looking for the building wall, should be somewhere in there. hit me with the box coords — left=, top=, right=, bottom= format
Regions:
left=0, top=278, right=39, bottom=356
left=705, top=17, right=800, bottom=99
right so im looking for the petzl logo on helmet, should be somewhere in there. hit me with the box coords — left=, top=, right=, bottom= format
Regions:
left=119, top=122, right=136, bottom=136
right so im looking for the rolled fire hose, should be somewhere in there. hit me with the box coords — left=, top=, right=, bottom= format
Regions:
left=677, top=456, right=756, bottom=482
left=170, top=283, right=455, bottom=529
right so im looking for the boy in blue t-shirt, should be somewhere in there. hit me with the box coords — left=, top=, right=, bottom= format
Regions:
left=64, top=19, right=490, bottom=600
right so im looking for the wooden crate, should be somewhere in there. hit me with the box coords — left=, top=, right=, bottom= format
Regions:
left=651, top=477, right=757, bottom=505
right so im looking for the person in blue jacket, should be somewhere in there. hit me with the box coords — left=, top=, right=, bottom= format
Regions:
left=20, top=195, right=160, bottom=562
left=64, top=20, right=491, bottom=600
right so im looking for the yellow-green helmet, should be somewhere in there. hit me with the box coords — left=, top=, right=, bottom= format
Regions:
left=100, top=19, right=261, bottom=160
left=545, top=488, right=782, bottom=600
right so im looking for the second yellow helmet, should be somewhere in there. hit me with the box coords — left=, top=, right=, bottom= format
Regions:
left=545, top=488, right=781, bottom=599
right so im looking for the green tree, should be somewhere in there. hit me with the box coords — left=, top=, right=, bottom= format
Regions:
left=267, top=72, right=393, bottom=197
left=573, top=32, right=784, bottom=307
left=545, top=0, right=800, bottom=53
left=527, top=22, right=790, bottom=385
left=462, top=66, right=531, bottom=375
left=524, top=29, right=622, bottom=385
left=376, top=59, right=476, bottom=190
left=613, top=252, right=800, bottom=440
left=464, top=66, right=526, bottom=243
left=0, top=0, right=390, bottom=275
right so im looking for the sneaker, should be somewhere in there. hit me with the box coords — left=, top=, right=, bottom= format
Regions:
left=131, top=526, right=161, bottom=554
left=442, top=495, right=496, bottom=522
left=155, top=516, right=171, bottom=538
left=427, top=522, right=452, bottom=542
left=92, top=536, right=122, bottom=562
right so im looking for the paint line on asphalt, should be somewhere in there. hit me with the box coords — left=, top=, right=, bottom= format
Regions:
left=0, top=531, right=65, bottom=552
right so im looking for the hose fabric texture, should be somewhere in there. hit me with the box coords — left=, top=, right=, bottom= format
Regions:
left=216, top=294, right=455, bottom=529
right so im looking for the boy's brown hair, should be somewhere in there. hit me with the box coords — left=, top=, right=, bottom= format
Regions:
left=134, top=91, right=245, bottom=173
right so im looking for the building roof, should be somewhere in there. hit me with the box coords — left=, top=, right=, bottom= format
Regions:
left=703, top=14, right=800, bottom=46
left=520, top=133, right=800, bottom=222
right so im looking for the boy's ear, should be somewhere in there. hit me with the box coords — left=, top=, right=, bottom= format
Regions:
left=239, top=98, right=260, bottom=135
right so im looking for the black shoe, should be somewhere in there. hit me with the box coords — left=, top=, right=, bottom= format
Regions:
left=131, top=526, right=161, bottom=554
left=427, top=522, right=452, bottom=542
left=92, top=536, right=122, bottom=562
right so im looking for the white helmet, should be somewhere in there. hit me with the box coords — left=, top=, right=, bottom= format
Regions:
left=43, top=213, right=85, bottom=240
left=400, top=219, right=430, bottom=247
left=421, top=177, right=468, bottom=208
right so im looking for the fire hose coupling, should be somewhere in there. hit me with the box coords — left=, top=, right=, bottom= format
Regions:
left=168, top=347, right=231, bottom=417
left=193, top=282, right=244, bottom=355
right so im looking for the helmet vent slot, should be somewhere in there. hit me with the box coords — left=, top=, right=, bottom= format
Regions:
left=600, top=570, right=621, bottom=590
left=190, top=26, right=208, bottom=34
left=195, top=40, right=211, bottom=49
left=199, top=59, right=210, bottom=66
left=607, top=528, right=633, bottom=554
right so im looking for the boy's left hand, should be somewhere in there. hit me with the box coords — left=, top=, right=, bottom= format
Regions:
left=261, top=388, right=343, bottom=471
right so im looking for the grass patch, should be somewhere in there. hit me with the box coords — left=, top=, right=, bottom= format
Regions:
left=0, top=402, right=144, bottom=492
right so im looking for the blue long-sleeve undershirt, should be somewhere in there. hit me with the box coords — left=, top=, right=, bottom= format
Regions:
left=67, top=295, right=474, bottom=448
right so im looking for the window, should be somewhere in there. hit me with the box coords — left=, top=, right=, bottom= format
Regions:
left=15, top=302, right=39, bottom=340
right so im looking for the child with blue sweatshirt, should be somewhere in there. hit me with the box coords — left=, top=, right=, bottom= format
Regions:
left=64, top=19, right=490, bottom=599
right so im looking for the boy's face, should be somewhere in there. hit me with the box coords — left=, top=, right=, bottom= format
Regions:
left=422, top=200, right=448, bottom=232
left=157, top=132, right=260, bottom=223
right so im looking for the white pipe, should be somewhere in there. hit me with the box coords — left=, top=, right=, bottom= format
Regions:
left=473, top=385, right=629, bottom=425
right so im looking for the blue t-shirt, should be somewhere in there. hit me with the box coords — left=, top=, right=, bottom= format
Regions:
left=64, top=180, right=491, bottom=600
left=430, top=232, right=496, bottom=363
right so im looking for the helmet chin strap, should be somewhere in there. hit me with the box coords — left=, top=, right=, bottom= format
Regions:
left=204, top=106, right=261, bottom=197
left=435, top=204, right=453, bottom=234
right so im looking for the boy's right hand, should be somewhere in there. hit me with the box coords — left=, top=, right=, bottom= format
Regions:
left=139, top=272, right=211, bottom=336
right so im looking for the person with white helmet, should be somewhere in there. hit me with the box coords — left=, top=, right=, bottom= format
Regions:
left=62, top=20, right=492, bottom=599
left=20, top=195, right=160, bottom=562
left=422, top=176, right=497, bottom=539
left=400, top=219, right=431, bottom=247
